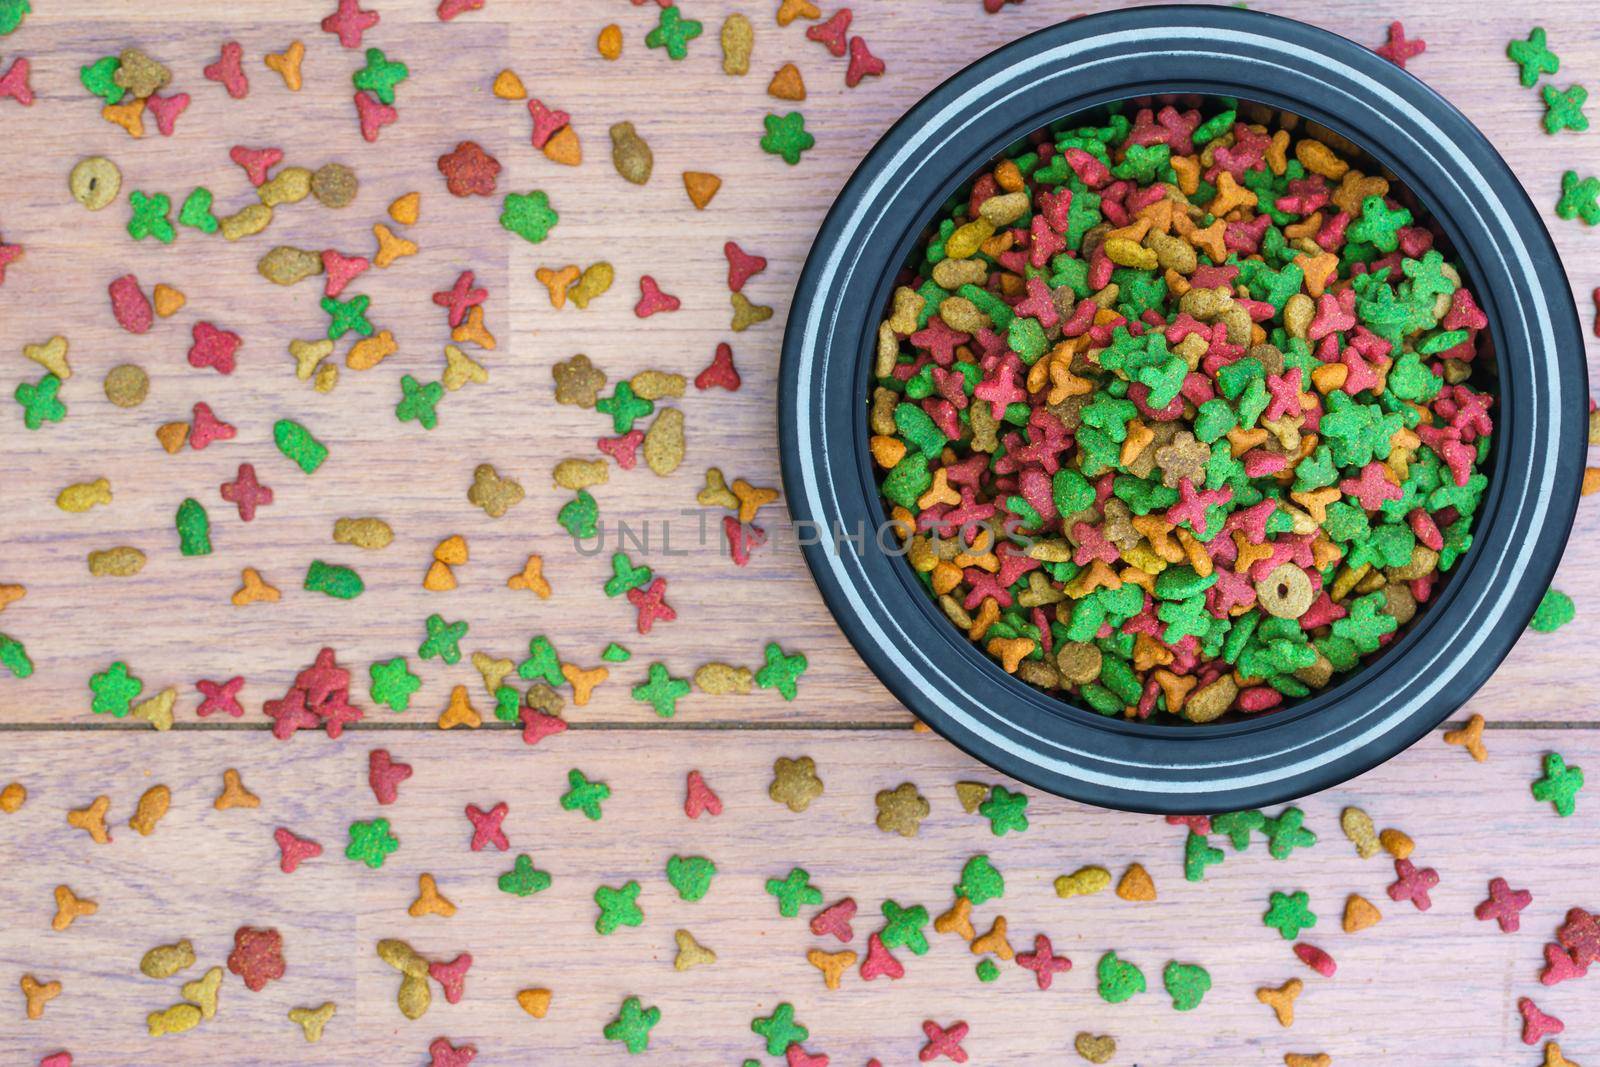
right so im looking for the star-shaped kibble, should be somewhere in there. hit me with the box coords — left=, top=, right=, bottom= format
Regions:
left=345, top=817, right=398, bottom=868
left=604, top=996, right=660, bottom=1054
left=751, top=1003, right=808, bottom=1056
left=352, top=47, right=407, bottom=104
left=769, top=755, right=824, bottom=812
left=631, top=662, right=691, bottom=718
left=761, top=111, right=815, bottom=165
left=754, top=642, right=807, bottom=700
left=765, top=866, right=823, bottom=918
left=15, top=374, right=65, bottom=429
left=500, top=190, right=558, bottom=243
left=90, top=660, right=143, bottom=717
left=645, top=5, right=703, bottom=60
left=1508, top=27, right=1560, bottom=87
left=875, top=782, right=930, bottom=837
left=368, top=656, right=421, bottom=712
left=1346, top=195, right=1412, bottom=253
left=418, top=613, right=468, bottom=664
left=1532, top=752, right=1585, bottom=816
left=1263, top=890, right=1318, bottom=939
left=1542, top=84, right=1589, bottom=134
left=396, top=374, right=445, bottom=430
left=127, top=191, right=174, bottom=243
left=594, top=880, right=643, bottom=934
left=978, top=784, right=1029, bottom=836
left=498, top=853, right=552, bottom=897
left=560, top=768, right=611, bottom=821
left=226, top=926, right=285, bottom=991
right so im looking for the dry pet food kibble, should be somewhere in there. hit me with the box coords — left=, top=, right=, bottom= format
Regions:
left=870, top=99, right=1496, bottom=722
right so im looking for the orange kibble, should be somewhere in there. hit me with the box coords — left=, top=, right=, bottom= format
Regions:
left=1583, top=467, right=1600, bottom=496
left=543, top=125, right=581, bottom=166
left=452, top=305, right=496, bottom=350
left=264, top=41, right=305, bottom=91
left=388, top=192, right=421, bottom=226
left=153, top=283, right=186, bottom=317
left=536, top=265, right=580, bottom=308
left=103, top=98, right=145, bottom=137
left=438, top=685, right=482, bottom=729
left=491, top=69, right=526, bottom=99
left=561, top=663, right=608, bottom=706
left=423, top=559, right=456, bottom=592
left=373, top=223, right=418, bottom=268
left=683, top=171, right=722, bottom=210
left=768, top=62, right=806, bottom=101
left=597, top=24, right=623, bottom=60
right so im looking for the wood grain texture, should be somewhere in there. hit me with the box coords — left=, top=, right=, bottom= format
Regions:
left=2, top=730, right=1597, bottom=1066
left=0, top=1, right=1597, bottom=1065
left=0, top=0, right=1596, bottom=727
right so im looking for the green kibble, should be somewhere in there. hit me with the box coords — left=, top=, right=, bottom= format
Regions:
left=274, top=418, right=328, bottom=474
left=304, top=560, right=363, bottom=599
left=0, top=633, right=33, bottom=678
left=175, top=498, right=211, bottom=556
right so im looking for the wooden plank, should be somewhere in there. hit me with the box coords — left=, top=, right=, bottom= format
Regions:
left=0, top=0, right=1596, bottom=728
left=1, top=728, right=1595, bottom=1065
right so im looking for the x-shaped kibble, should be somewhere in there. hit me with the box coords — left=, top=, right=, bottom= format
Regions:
left=1016, top=934, right=1072, bottom=990
left=1532, top=752, right=1584, bottom=815
left=1264, top=890, right=1317, bottom=939
left=594, top=880, right=643, bottom=934
left=605, top=996, right=660, bottom=1054
left=419, top=614, right=469, bottom=664
left=645, top=5, right=702, bottom=60
left=322, top=294, right=374, bottom=340
left=754, top=642, right=807, bottom=700
left=465, top=801, right=509, bottom=852
left=1475, top=877, right=1533, bottom=932
left=1542, top=84, right=1589, bottom=134
left=15, top=373, right=65, bottom=429
left=1555, top=171, right=1600, bottom=224
left=920, top=1019, right=970, bottom=1062
left=751, top=1003, right=808, bottom=1056
left=879, top=899, right=930, bottom=955
left=765, top=866, right=823, bottom=918
left=345, top=817, right=398, bottom=868
left=596, top=380, right=654, bottom=433
left=396, top=374, right=444, bottom=429
left=560, top=768, right=610, bottom=820
left=1508, top=27, right=1560, bottom=87
left=127, top=190, right=174, bottom=242
left=631, top=662, right=690, bottom=718
left=626, top=578, right=677, bottom=634
left=1388, top=857, right=1440, bottom=911
left=352, top=47, right=407, bottom=104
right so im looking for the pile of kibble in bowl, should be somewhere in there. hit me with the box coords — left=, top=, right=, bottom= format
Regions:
left=869, top=98, right=1494, bottom=723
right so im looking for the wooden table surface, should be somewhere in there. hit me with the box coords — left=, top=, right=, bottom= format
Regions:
left=1, top=1, right=1596, bottom=1064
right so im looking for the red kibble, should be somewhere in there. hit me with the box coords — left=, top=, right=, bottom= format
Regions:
left=859, top=931, right=904, bottom=981
left=203, top=41, right=248, bottom=99
left=322, top=0, right=380, bottom=48
left=634, top=275, right=681, bottom=317
left=226, top=926, right=286, bottom=991
left=146, top=92, right=189, bottom=136
left=230, top=146, right=283, bottom=186
left=626, top=577, right=676, bottom=633
left=805, top=9, right=851, bottom=55
left=188, top=322, right=241, bottom=375
left=188, top=402, right=237, bottom=450
left=918, top=1020, right=970, bottom=1063
left=427, top=1037, right=477, bottom=1067
left=695, top=343, right=741, bottom=391
left=437, top=0, right=485, bottom=19
left=428, top=953, right=472, bottom=1004
left=195, top=676, right=245, bottom=718
left=1292, top=942, right=1336, bottom=977
left=1473, top=877, right=1532, bottom=933
left=355, top=91, right=398, bottom=142
left=273, top=827, right=323, bottom=873
left=519, top=705, right=568, bottom=745
left=810, top=898, right=856, bottom=942
left=0, top=57, right=34, bottom=106
left=845, top=37, right=886, bottom=88
left=725, top=241, right=767, bottom=292
left=465, top=802, right=510, bottom=852
left=432, top=270, right=488, bottom=326
left=1518, top=996, right=1563, bottom=1045
left=368, top=749, right=413, bottom=805
left=322, top=250, right=370, bottom=298
left=220, top=463, right=273, bottom=522
left=527, top=99, right=570, bottom=149
left=684, top=770, right=722, bottom=819
left=109, top=274, right=153, bottom=334
left=1015, top=933, right=1071, bottom=989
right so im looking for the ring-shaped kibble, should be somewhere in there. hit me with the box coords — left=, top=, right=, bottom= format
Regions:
left=1257, top=563, right=1314, bottom=620
left=69, top=156, right=121, bottom=211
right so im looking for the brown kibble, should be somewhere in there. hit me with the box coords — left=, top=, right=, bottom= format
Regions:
left=258, top=245, right=324, bottom=286
left=643, top=408, right=686, bottom=475
left=215, top=768, right=261, bottom=810
left=1257, top=562, right=1315, bottom=619
left=597, top=24, right=623, bottom=60
left=567, top=262, right=614, bottom=309
left=141, top=939, right=195, bottom=979
left=769, top=62, right=806, bottom=101
left=1340, top=806, right=1380, bottom=858
left=1343, top=893, right=1382, bottom=932
left=103, top=363, right=149, bottom=407
left=129, top=784, right=171, bottom=834
left=954, top=781, right=989, bottom=814
left=697, top=468, right=739, bottom=509
left=631, top=370, right=686, bottom=400
left=769, top=755, right=824, bottom=812
left=115, top=50, right=171, bottom=101
left=553, top=354, right=607, bottom=407
left=409, top=873, right=457, bottom=918
left=516, top=988, right=552, bottom=1017
left=51, top=885, right=98, bottom=931
left=181, top=967, right=222, bottom=1019
left=553, top=458, right=609, bottom=490
left=311, top=162, right=359, bottom=208
left=333, top=517, right=393, bottom=549
left=0, top=782, right=24, bottom=812
left=219, top=202, right=273, bottom=241
left=467, top=463, right=524, bottom=518
left=67, top=795, right=112, bottom=844
left=610, top=122, right=654, bottom=185
left=874, top=782, right=930, bottom=837
left=388, top=191, right=421, bottom=225
left=1182, top=676, right=1236, bottom=722
left=683, top=171, right=722, bottom=209
left=1075, top=1033, right=1117, bottom=1064
left=259, top=166, right=313, bottom=207
left=543, top=124, right=581, bottom=166
left=492, top=69, right=526, bottom=98
left=694, top=662, right=753, bottom=695
left=70, top=156, right=121, bottom=211
left=721, top=13, right=753, bottom=75
left=1115, top=862, right=1157, bottom=901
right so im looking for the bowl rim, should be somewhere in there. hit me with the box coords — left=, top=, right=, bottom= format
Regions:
left=779, top=4, right=1587, bottom=812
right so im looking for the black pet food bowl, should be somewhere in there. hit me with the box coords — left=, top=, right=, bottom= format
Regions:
left=779, top=5, right=1587, bottom=813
